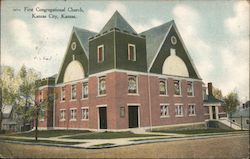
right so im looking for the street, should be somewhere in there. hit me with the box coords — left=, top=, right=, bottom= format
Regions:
left=0, top=134, right=249, bottom=158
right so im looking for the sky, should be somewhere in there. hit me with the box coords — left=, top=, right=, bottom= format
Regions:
left=1, top=0, right=249, bottom=101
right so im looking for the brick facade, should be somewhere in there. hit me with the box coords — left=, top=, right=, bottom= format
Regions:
left=38, top=71, right=206, bottom=130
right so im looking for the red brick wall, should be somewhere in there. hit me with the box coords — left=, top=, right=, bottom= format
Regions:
left=40, top=71, right=206, bottom=130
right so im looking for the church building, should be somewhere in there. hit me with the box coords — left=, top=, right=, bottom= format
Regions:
left=36, top=11, right=222, bottom=130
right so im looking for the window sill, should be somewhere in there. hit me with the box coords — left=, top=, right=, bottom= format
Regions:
left=39, top=119, right=44, bottom=122
left=81, top=98, right=88, bottom=100
left=187, top=95, right=195, bottom=97
left=60, top=100, right=66, bottom=103
left=188, top=114, right=196, bottom=116
left=70, top=99, right=77, bottom=102
left=175, top=115, right=184, bottom=117
left=97, top=94, right=106, bottom=97
left=159, top=94, right=168, bottom=97
left=160, top=115, right=170, bottom=118
left=81, top=119, right=89, bottom=121
left=128, top=93, right=139, bottom=96
left=60, top=119, right=66, bottom=122
left=174, top=95, right=182, bottom=97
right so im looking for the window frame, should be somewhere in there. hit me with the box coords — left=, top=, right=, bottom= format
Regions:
left=39, top=90, right=43, bottom=103
left=187, top=81, right=194, bottom=96
left=128, top=44, right=136, bottom=61
left=188, top=104, right=196, bottom=116
left=60, top=109, right=66, bottom=121
left=82, top=82, right=88, bottom=99
left=39, top=109, right=45, bottom=121
left=81, top=107, right=89, bottom=120
left=98, top=76, right=106, bottom=96
left=174, top=80, right=181, bottom=96
left=71, top=84, right=77, bottom=100
left=128, top=75, right=138, bottom=94
left=61, top=86, right=65, bottom=101
left=70, top=108, right=77, bottom=121
left=97, top=45, right=104, bottom=63
left=159, top=79, right=167, bottom=96
left=160, top=104, right=170, bottom=118
left=175, top=104, right=184, bottom=117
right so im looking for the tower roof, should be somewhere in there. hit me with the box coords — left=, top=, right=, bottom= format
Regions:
left=73, top=27, right=97, bottom=58
left=100, top=11, right=137, bottom=34
left=140, top=20, right=174, bottom=68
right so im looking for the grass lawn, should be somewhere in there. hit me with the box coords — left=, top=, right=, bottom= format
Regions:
left=153, top=128, right=237, bottom=134
left=7, top=130, right=90, bottom=138
left=0, top=137, right=84, bottom=145
left=64, top=131, right=162, bottom=139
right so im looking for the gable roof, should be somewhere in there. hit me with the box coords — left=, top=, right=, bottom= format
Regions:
left=100, top=11, right=137, bottom=34
left=73, top=27, right=97, bottom=58
left=140, top=20, right=173, bottom=68
left=203, top=95, right=225, bottom=105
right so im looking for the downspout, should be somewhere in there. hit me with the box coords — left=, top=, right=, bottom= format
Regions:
left=53, top=87, right=55, bottom=129
left=147, top=72, right=153, bottom=131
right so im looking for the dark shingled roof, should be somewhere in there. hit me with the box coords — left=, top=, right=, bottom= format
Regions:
left=140, top=20, right=174, bottom=68
left=100, top=11, right=137, bottom=34
left=203, top=95, right=225, bottom=104
left=73, top=27, right=97, bottom=58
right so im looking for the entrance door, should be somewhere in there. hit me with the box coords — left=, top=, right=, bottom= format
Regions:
left=99, top=107, right=107, bottom=129
left=128, top=106, right=139, bottom=128
left=212, top=106, right=216, bottom=119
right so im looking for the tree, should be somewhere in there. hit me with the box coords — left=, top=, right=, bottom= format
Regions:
left=15, top=65, right=41, bottom=131
left=224, top=92, right=240, bottom=113
left=0, top=65, right=41, bottom=131
left=0, top=66, right=19, bottom=130
left=213, top=87, right=223, bottom=100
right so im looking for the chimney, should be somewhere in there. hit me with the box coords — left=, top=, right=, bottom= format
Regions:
left=208, top=82, right=213, bottom=96
left=207, top=82, right=213, bottom=95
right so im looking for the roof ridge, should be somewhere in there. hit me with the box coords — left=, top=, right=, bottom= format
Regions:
left=140, top=20, right=174, bottom=34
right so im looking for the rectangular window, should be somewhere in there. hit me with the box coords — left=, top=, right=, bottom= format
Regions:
left=98, top=76, right=106, bottom=95
left=175, top=105, right=183, bottom=116
left=61, top=86, right=65, bottom=101
left=128, top=44, right=136, bottom=61
left=60, top=109, right=65, bottom=120
left=39, top=109, right=45, bottom=120
left=97, top=45, right=104, bottom=63
left=160, top=105, right=169, bottom=117
left=174, top=80, right=181, bottom=95
left=187, top=81, right=194, bottom=96
left=159, top=79, right=167, bottom=95
left=128, top=75, right=137, bottom=94
left=71, top=84, right=77, bottom=100
left=39, top=91, right=43, bottom=103
left=70, top=109, right=77, bottom=120
left=82, top=82, right=88, bottom=98
left=188, top=105, right=196, bottom=115
left=81, top=108, right=89, bottom=120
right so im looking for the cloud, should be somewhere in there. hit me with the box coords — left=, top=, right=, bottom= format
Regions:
left=224, top=1, right=249, bottom=38
left=172, top=4, right=214, bottom=81
left=133, top=19, right=163, bottom=33
left=86, top=2, right=127, bottom=32
left=213, top=1, right=249, bottom=100
left=9, top=19, right=33, bottom=49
